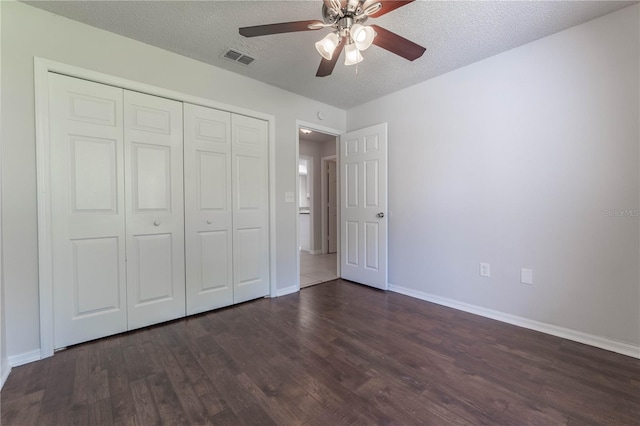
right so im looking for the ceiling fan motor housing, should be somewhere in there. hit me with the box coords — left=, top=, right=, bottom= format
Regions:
left=322, top=0, right=370, bottom=24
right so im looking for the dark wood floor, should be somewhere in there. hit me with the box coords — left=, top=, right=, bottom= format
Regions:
left=2, top=280, right=639, bottom=425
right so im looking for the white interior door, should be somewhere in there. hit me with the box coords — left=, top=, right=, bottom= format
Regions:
left=327, top=159, right=338, bottom=254
left=124, top=90, right=186, bottom=329
left=49, top=73, right=127, bottom=348
left=184, top=103, right=233, bottom=315
left=340, top=123, right=388, bottom=290
left=232, top=114, right=270, bottom=303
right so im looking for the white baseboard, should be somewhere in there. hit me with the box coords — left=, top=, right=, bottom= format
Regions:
left=388, top=284, right=640, bottom=359
left=1, top=360, right=11, bottom=389
left=276, top=285, right=299, bottom=297
left=8, top=349, right=41, bottom=367
left=309, top=249, right=322, bottom=255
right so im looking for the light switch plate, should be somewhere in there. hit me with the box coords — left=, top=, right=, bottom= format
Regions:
left=521, top=268, right=533, bottom=285
left=285, top=192, right=295, bottom=203
left=480, top=263, right=490, bottom=277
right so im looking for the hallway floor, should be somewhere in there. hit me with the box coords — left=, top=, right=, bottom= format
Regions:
left=300, top=251, right=338, bottom=288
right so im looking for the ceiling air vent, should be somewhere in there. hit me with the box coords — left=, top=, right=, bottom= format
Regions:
left=237, top=55, right=255, bottom=66
left=223, top=49, right=255, bottom=66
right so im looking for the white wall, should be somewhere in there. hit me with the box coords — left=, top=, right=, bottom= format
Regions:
left=0, top=278, right=7, bottom=388
left=320, top=139, right=337, bottom=159
left=299, top=138, right=336, bottom=252
left=348, top=5, right=640, bottom=347
left=0, top=1, right=8, bottom=388
left=1, top=1, right=346, bottom=360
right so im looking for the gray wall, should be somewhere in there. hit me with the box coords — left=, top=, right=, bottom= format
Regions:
left=0, top=1, right=9, bottom=385
left=1, top=1, right=346, bottom=359
left=347, top=5, right=640, bottom=346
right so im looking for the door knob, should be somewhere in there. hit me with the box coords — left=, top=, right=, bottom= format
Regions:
left=206, top=219, right=212, bottom=224
left=153, top=220, right=161, bottom=226
left=376, top=212, right=385, bottom=218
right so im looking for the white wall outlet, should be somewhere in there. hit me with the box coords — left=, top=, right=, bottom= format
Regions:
left=521, top=268, right=533, bottom=285
left=479, top=263, right=490, bottom=277
left=285, top=192, right=295, bottom=203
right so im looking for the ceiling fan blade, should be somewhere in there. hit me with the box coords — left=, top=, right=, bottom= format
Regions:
left=370, top=25, right=425, bottom=61
left=239, top=20, right=324, bottom=37
left=316, top=39, right=345, bottom=77
left=366, top=0, right=414, bottom=18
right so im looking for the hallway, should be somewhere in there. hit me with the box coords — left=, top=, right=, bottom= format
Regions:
left=299, top=251, right=338, bottom=288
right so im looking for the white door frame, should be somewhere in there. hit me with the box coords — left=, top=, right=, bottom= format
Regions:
left=295, top=120, right=341, bottom=291
left=34, top=58, right=277, bottom=359
left=320, top=155, right=337, bottom=255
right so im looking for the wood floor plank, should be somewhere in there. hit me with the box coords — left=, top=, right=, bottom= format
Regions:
left=235, top=371, right=306, bottom=425
left=102, top=347, right=134, bottom=421
left=121, top=345, right=150, bottom=383
left=23, top=357, right=52, bottom=397
left=109, top=390, right=137, bottom=423
left=539, top=371, right=640, bottom=424
left=146, top=373, right=189, bottom=425
left=129, top=378, right=160, bottom=426
left=2, top=280, right=639, bottom=425
left=111, top=415, right=139, bottom=426
left=156, top=351, right=212, bottom=425
left=0, top=362, right=33, bottom=403
left=71, top=346, right=90, bottom=405
left=38, top=354, right=76, bottom=415
left=169, top=342, right=217, bottom=396
left=88, top=398, right=114, bottom=425
left=1, top=390, right=44, bottom=426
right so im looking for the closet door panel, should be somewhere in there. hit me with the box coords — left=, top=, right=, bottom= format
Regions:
left=236, top=227, right=262, bottom=284
left=199, top=230, right=229, bottom=289
left=132, top=143, right=171, bottom=210
left=125, top=90, right=185, bottom=329
left=131, top=233, right=174, bottom=303
left=49, top=73, right=127, bottom=348
left=71, top=238, right=121, bottom=314
left=184, top=104, right=233, bottom=314
left=232, top=115, right=270, bottom=303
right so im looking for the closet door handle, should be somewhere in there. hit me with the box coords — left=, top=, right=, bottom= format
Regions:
left=206, top=220, right=212, bottom=224
left=153, top=220, right=161, bottom=226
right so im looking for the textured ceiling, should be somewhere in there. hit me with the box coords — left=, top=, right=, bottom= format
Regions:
left=24, top=0, right=636, bottom=109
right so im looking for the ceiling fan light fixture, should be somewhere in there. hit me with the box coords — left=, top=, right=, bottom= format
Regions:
left=328, top=0, right=344, bottom=17
left=344, top=42, right=363, bottom=66
left=238, top=0, right=425, bottom=77
left=350, top=23, right=375, bottom=50
left=362, top=2, right=383, bottom=16
left=315, top=32, right=340, bottom=60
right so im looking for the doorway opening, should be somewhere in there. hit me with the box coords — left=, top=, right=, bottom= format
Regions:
left=297, top=125, right=339, bottom=288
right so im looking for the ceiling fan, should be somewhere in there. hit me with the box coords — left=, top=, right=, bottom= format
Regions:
left=239, top=0, right=426, bottom=77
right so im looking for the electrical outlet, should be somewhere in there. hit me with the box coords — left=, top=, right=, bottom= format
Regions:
left=521, top=268, right=533, bottom=285
left=285, top=192, right=295, bottom=203
left=479, top=263, right=490, bottom=278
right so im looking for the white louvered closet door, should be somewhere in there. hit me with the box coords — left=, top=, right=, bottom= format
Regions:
left=124, top=90, right=186, bottom=330
left=232, top=114, right=270, bottom=303
left=184, top=104, right=233, bottom=315
left=49, top=73, right=128, bottom=348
